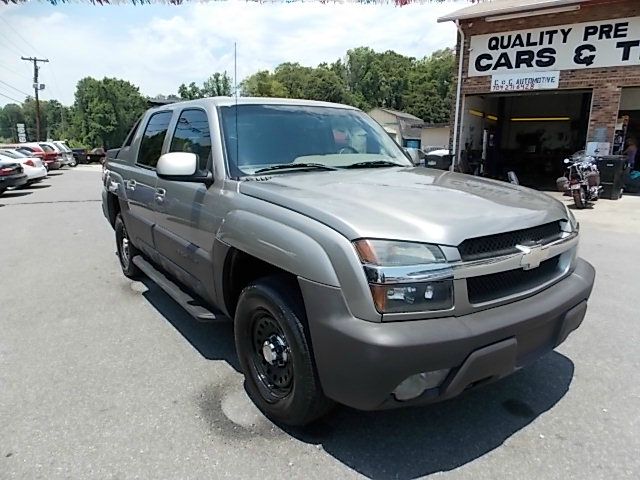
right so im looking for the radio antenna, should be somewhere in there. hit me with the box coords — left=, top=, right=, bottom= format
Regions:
left=234, top=42, right=239, bottom=171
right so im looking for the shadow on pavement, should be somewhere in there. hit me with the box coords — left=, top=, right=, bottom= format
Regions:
left=284, top=351, right=574, bottom=480
left=46, top=172, right=64, bottom=176
left=2, top=190, right=32, bottom=198
left=137, top=275, right=573, bottom=479
left=27, top=183, right=51, bottom=189
left=140, top=278, right=240, bottom=372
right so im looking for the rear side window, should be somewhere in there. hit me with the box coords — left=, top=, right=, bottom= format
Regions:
left=39, top=143, right=54, bottom=152
left=137, top=111, right=172, bottom=168
left=122, top=117, right=142, bottom=148
left=169, top=109, right=212, bottom=171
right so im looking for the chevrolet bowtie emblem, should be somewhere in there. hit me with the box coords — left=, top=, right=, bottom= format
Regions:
left=516, top=244, right=549, bottom=270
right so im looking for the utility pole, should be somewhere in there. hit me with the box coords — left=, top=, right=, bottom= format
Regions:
left=20, top=56, right=49, bottom=141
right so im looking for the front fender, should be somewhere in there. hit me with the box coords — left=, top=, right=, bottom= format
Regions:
left=216, top=210, right=340, bottom=287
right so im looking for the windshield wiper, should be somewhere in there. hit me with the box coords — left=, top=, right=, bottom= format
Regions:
left=343, top=160, right=405, bottom=169
left=254, top=163, right=337, bottom=174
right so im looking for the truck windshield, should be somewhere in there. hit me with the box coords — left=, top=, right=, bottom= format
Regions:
left=219, top=104, right=411, bottom=177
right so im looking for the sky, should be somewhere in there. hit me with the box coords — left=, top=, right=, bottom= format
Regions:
left=0, top=1, right=461, bottom=107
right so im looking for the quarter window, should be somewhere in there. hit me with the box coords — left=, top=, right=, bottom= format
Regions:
left=137, top=111, right=172, bottom=168
left=169, top=109, right=212, bottom=171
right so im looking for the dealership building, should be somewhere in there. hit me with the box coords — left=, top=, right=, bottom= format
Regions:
left=439, top=0, right=640, bottom=187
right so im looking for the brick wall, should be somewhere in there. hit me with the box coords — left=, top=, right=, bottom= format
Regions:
left=453, top=0, right=640, bottom=149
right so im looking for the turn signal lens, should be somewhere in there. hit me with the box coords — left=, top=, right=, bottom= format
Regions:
left=370, top=281, right=453, bottom=313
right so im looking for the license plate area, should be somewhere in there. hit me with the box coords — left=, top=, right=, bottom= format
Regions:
left=570, top=183, right=581, bottom=190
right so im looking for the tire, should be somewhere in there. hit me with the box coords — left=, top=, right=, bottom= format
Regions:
left=234, top=275, right=333, bottom=426
left=0, top=187, right=5, bottom=197
left=69, top=159, right=77, bottom=167
left=572, top=186, right=587, bottom=209
left=114, top=213, right=142, bottom=279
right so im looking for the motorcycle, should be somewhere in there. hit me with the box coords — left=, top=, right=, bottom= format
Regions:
left=556, top=151, right=601, bottom=209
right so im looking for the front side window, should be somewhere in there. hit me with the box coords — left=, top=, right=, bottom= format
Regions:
left=219, top=104, right=411, bottom=177
left=137, top=111, right=172, bottom=168
left=169, top=109, right=211, bottom=171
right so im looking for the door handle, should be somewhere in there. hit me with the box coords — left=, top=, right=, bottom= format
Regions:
left=155, top=188, right=166, bottom=203
left=125, top=179, right=136, bottom=191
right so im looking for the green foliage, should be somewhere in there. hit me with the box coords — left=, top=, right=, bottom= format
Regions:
left=238, top=47, right=455, bottom=123
left=1, top=47, right=455, bottom=146
left=72, top=77, right=147, bottom=148
left=0, top=103, right=25, bottom=141
left=178, top=72, right=233, bottom=99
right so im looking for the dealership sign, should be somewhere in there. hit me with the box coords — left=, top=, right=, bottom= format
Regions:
left=491, top=71, right=560, bottom=92
left=469, top=17, right=640, bottom=76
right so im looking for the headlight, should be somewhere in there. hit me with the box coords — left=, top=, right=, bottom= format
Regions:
left=353, top=240, right=453, bottom=314
left=353, top=239, right=446, bottom=266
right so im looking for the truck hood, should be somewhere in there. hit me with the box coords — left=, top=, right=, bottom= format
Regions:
left=239, top=167, right=567, bottom=246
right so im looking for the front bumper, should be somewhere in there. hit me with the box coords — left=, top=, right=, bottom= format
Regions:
left=300, top=258, right=595, bottom=411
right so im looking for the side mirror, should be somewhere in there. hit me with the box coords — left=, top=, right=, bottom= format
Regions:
left=157, top=152, right=212, bottom=184
left=563, top=158, right=571, bottom=164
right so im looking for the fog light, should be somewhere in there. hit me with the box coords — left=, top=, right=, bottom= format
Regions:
left=392, top=369, right=451, bottom=401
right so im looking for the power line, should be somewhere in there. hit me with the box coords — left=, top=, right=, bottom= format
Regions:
left=0, top=79, right=30, bottom=97
left=0, top=91, right=23, bottom=104
left=0, top=16, right=41, bottom=56
left=0, top=29, right=30, bottom=58
left=0, top=62, right=31, bottom=81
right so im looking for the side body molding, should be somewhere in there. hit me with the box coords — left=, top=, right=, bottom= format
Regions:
left=216, top=210, right=340, bottom=287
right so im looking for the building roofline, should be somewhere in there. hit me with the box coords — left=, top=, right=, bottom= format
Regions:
left=438, top=0, right=589, bottom=23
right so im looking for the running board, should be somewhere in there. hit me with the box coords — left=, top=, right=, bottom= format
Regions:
left=132, top=255, right=228, bottom=323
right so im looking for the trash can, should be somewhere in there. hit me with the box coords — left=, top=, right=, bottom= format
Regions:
left=596, top=155, right=628, bottom=200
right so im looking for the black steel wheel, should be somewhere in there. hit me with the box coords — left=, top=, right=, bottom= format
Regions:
left=234, top=275, right=333, bottom=426
left=114, top=213, right=141, bottom=279
left=250, top=312, right=293, bottom=402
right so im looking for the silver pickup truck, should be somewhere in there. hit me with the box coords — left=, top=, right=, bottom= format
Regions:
left=102, top=97, right=595, bottom=426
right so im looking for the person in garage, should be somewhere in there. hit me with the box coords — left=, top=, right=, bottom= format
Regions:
left=623, top=138, right=637, bottom=171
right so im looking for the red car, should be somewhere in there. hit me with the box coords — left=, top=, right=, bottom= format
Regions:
left=13, top=143, right=62, bottom=170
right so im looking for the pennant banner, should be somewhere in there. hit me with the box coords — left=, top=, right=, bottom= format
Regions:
left=1, top=0, right=480, bottom=6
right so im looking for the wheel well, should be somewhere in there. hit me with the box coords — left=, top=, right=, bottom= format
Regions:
left=223, top=248, right=298, bottom=317
left=106, top=192, right=120, bottom=228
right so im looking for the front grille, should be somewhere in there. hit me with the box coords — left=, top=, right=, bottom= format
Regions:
left=458, top=222, right=562, bottom=261
left=467, top=256, right=561, bottom=304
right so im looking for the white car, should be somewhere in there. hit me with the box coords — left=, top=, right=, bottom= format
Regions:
left=52, top=141, right=77, bottom=167
left=0, top=149, right=48, bottom=184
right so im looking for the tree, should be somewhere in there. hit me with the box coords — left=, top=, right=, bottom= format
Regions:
left=240, top=70, right=288, bottom=97
left=403, top=48, right=455, bottom=123
left=178, top=72, right=233, bottom=99
left=72, top=77, right=147, bottom=148
left=0, top=103, right=25, bottom=142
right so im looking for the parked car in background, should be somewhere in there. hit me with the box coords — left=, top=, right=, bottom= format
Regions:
left=71, top=148, right=88, bottom=164
left=424, top=149, right=453, bottom=171
left=53, top=141, right=77, bottom=167
left=46, top=141, right=76, bottom=167
left=423, top=145, right=448, bottom=154
left=0, top=149, right=47, bottom=184
left=86, top=147, right=106, bottom=164
left=403, top=147, right=426, bottom=166
left=14, top=143, right=61, bottom=170
left=0, top=158, right=27, bottom=196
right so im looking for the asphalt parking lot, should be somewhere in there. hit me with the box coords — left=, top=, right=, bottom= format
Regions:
left=1, top=167, right=639, bottom=480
